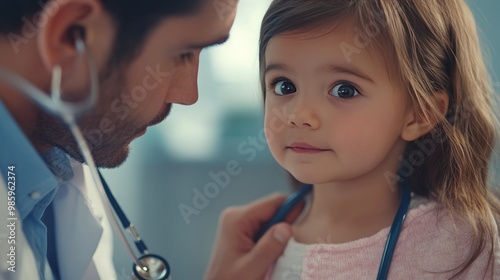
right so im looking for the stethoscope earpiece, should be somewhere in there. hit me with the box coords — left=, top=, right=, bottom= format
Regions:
left=71, top=25, right=85, bottom=39
left=0, top=31, right=170, bottom=279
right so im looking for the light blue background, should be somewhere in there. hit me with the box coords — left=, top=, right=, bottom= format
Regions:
left=104, top=1, right=500, bottom=279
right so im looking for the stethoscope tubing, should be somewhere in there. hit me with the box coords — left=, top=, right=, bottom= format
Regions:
left=0, top=33, right=169, bottom=279
left=0, top=28, right=410, bottom=280
left=253, top=184, right=312, bottom=241
left=254, top=181, right=412, bottom=280
left=376, top=180, right=411, bottom=279
left=98, top=171, right=150, bottom=255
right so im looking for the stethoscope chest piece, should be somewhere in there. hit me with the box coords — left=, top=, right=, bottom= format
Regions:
left=133, top=254, right=171, bottom=280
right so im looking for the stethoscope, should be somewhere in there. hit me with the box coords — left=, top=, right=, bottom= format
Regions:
left=0, top=27, right=170, bottom=280
left=254, top=180, right=412, bottom=280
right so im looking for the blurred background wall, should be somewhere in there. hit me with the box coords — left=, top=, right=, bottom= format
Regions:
left=102, top=0, right=500, bottom=279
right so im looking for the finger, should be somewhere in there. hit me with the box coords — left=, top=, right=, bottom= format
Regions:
left=284, top=200, right=305, bottom=224
left=239, top=193, right=289, bottom=234
left=217, top=192, right=285, bottom=232
left=241, top=193, right=288, bottom=219
left=244, top=223, right=293, bottom=277
left=216, top=194, right=288, bottom=251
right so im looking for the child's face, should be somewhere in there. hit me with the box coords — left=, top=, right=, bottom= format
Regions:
left=263, top=22, right=413, bottom=185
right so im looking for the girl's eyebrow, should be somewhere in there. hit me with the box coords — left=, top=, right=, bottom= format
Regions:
left=320, top=64, right=374, bottom=83
left=264, top=63, right=291, bottom=75
left=264, top=63, right=374, bottom=84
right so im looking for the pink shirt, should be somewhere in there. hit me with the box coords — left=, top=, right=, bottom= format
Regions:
left=267, top=197, right=500, bottom=279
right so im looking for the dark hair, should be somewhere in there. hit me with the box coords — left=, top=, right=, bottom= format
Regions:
left=0, top=0, right=202, bottom=65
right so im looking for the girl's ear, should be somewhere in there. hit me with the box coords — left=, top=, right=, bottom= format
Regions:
left=401, top=91, right=449, bottom=141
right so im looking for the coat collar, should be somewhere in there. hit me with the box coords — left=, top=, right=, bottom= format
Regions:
left=52, top=161, right=104, bottom=280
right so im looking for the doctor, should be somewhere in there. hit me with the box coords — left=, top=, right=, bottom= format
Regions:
left=0, top=0, right=297, bottom=279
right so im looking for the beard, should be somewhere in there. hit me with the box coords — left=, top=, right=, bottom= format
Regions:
left=33, top=67, right=172, bottom=168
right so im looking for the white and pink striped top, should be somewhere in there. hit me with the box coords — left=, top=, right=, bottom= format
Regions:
left=266, top=197, right=500, bottom=280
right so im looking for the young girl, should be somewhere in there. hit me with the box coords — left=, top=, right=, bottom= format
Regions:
left=259, top=0, right=500, bottom=279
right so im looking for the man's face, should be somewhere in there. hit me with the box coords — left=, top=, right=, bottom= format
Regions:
left=39, top=0, right=238, bottom=167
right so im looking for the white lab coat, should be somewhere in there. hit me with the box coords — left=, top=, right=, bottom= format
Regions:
left=0, top=160, right=117, bottom=280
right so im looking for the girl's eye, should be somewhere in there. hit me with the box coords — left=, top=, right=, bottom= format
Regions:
left=330, top=83, right=360, bottom=98
left=273, top=80, right=297, bottom=95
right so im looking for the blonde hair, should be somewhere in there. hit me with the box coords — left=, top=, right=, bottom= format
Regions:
left=259, top=0, right=500, bottom=278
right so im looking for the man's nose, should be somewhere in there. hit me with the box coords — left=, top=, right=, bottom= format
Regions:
left=167, top=59, right=200, bottom=105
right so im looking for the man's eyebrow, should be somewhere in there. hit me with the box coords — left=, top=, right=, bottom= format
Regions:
left=187, top=35, right=230, bottom=49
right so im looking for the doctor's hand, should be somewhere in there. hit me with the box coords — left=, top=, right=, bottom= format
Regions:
left=204, top=193, right=303, bottom=280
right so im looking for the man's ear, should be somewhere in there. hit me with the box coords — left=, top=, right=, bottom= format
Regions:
left=401, top=91, right=449, bottom=141
left=37, top=0, right=98, bottom=70
left=36, top=0, right=116, bottom=92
